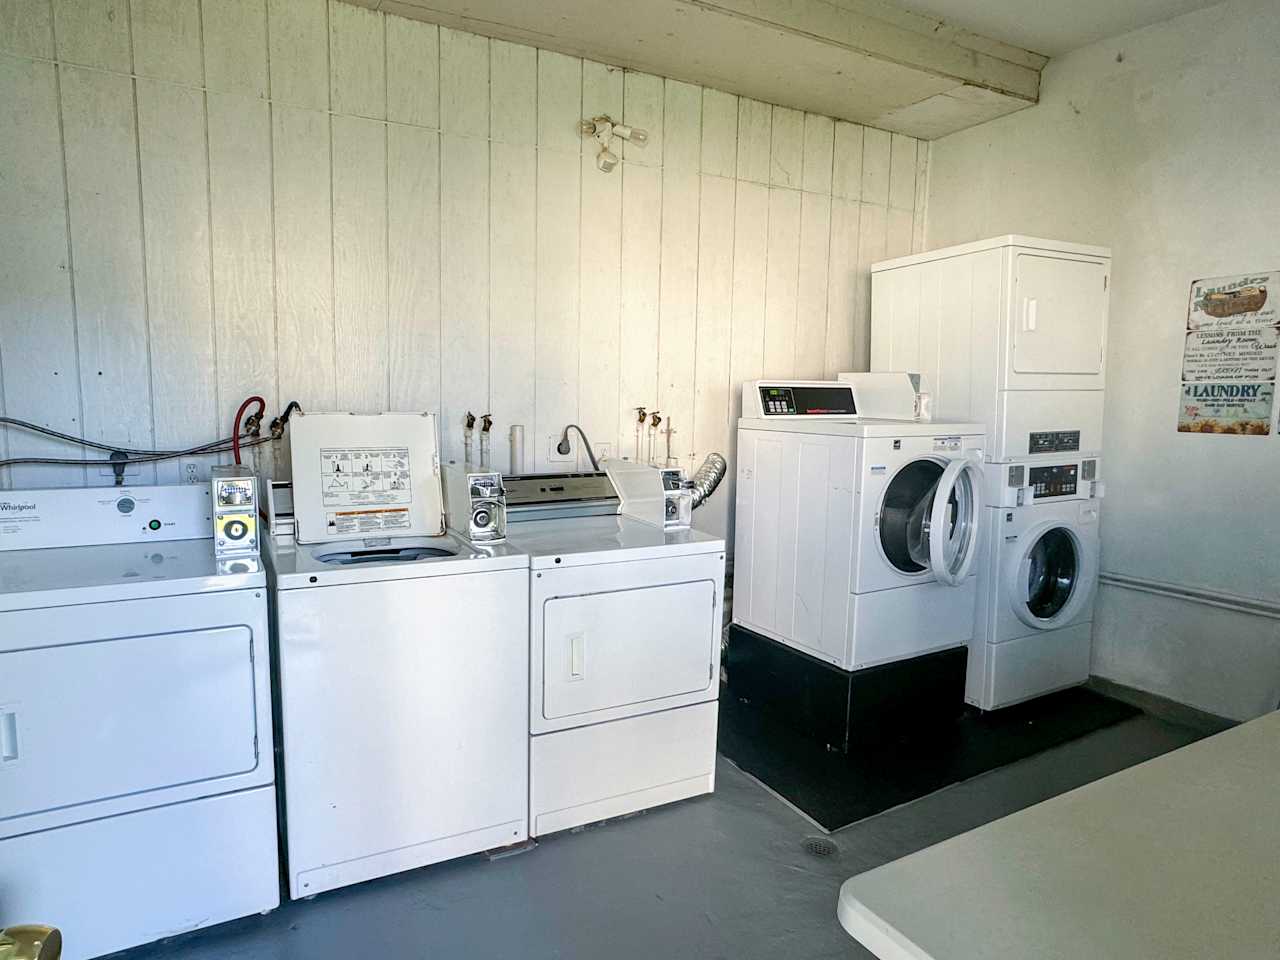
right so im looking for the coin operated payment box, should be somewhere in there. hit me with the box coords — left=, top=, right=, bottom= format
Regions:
left=211, top=466, right=259, bottom=559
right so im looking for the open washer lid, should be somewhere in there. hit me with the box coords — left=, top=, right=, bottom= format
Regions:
left=288, top=412, right=445, bottom=544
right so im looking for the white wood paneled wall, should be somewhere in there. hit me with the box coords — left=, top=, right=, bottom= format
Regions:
left=0, top=0, right=928, bottom=540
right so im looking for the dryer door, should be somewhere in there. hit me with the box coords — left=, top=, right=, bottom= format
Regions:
left=879, top=455, right=982, bottom=587
left=1009, top=521, right=1097, bottom=629
left=925, top=458, right=983, bottom=586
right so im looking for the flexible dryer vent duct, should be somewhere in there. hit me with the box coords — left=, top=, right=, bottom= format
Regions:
left=689, top=453, right=727, bottom=510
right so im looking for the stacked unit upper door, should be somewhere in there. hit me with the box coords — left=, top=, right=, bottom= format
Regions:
left=870, top=243, right=1110, bottom=428
left=1004, top=248, right=1109, bottom=391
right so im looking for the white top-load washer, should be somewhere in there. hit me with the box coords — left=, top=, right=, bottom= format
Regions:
left=0, top=485, right=279, bottom=960
left=500, top=465, right=725, bottom=837
left=734, top=380, right=986, bottom=672
left=869, top=236, right=1111, bottom=462
left=266, top=412, right=530, bottom=899
left=969, top=456, right=1103, bottom=709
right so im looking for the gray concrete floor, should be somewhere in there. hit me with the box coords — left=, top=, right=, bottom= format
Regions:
left=134, top=714, right=1206, bottom=960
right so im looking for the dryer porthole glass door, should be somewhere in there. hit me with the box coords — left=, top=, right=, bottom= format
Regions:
left=879, top=459, right=945, bottom=574
left=926, top=458, right=982, bottom=586
left=1024, top=527, right=1078, bottom=620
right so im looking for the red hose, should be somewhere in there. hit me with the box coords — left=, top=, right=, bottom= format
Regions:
left=232, top=396, right=266, bottom=465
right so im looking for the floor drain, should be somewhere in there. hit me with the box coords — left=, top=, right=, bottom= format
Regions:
left=802, top=835, right=839, bottom=858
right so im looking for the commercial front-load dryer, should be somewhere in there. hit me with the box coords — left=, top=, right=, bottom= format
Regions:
left=0, top=485, right=278, bottom=960
left=733, top=380, right=986, bottom=672
left=501, top=470, right=725, bottom=837
left=729, top=380, right=986, bottom=750
left=870, top=236, right=1111, bottom=462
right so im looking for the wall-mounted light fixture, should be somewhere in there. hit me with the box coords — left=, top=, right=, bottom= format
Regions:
left=580, top=115, right=648, bottom=173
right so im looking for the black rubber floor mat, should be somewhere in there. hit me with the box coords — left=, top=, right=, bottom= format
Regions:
left=718, top=685, right=1140, bottom=831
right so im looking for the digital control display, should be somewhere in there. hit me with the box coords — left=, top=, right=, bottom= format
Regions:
left=1028, top=464, right=1078, bottom=499
left=1029, top=430, right=1081, bottom=454
left=761, top=387, right=797, bottom=415
left=759, top=385, right=856, bottom=416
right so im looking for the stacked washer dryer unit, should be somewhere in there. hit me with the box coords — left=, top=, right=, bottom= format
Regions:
left=867, top=236, right=1111, bottom=710
left=0, top=485, right=278, bottom=960
left=730, top=379, right=986, bottom=749
left=266, top=412, right=531, bottom=898
left=497, top=462, right=725, bottom=837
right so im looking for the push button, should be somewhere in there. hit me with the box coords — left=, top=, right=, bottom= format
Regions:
left=148, top=519, right=162, bottom=531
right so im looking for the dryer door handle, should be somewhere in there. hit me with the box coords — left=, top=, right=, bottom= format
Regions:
left=568, top=632, right=585, bottom=681
left=0, top=708, right=19, bottom=763
left=1022, top=297, right=1039, bottom=332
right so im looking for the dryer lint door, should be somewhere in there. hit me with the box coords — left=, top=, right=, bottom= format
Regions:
left=1008, top=253, right=1108, bottom=389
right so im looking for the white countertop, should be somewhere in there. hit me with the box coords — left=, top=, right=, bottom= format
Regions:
left=837, top=710, right=1280, bottom=960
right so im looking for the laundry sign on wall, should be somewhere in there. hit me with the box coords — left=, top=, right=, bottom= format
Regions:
left=1176, top=270, right=1277, bottom=435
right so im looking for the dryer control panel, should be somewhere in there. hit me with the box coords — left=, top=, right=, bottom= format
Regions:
left=0, top=485, right=214, bottom=551
left=745, top=381, right=858, bottom=419
left=1028, top=464, right=1077, bottom=500
left=992, top=458, right=1100, bottom=507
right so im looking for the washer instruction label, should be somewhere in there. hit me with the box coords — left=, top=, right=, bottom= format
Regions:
left=320, top=447, right=413, bottom=507
left=326, top=507, right=412, bottom=536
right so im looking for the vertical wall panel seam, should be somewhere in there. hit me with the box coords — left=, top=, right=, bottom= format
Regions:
left=200, top=0, right=223, bottom=440
left=689, top=92, right=703, bottom=464
left=383, top=11, right=391, bottom=410
left=485, top=36, right=492, bottom=424
left=723, top=103, right=741, bottom=440
left=759, top=180, right=772, bottom=375
left=789, top=189, right=802, bottom=375
left=573, top=59, right=583, bottom=460
left=326, top=0, right=338, bottom=408
left=821, top=127, right=842, bottom=367
left=530, top=52, right=538, bottom=471
left=435, top=24, right=443, bottom=420
left=265, top=0, right=282, bottom=414
left=50, top=11, right=88, bottom=484
left=919, top=140, right=931, bottom=251
left=649, top=77, right=665, bottom=415
left=127, top=0, right=160, bottom=460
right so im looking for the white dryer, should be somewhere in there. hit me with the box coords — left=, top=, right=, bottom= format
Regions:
left=869, top=236, right=1111, bottom=463
left=0, top=485, right=278, bottom=960
left=969, top=457, right=1103, bottom=710
left=266, top=412, right=530, bottom=899
left=734, top=380, right=986, bottom=672
left=501, top=469, right=725, bottom=837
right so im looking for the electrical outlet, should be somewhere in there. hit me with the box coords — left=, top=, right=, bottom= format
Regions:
left=179, top=458, right=206, bottom=484
left=96, top=442, right=141, bottom=479
left=546, top=434, right=575, bottom=464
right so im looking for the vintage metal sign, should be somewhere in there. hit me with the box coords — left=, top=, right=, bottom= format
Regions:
left=1177, top=271, right=1278, bottom=434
